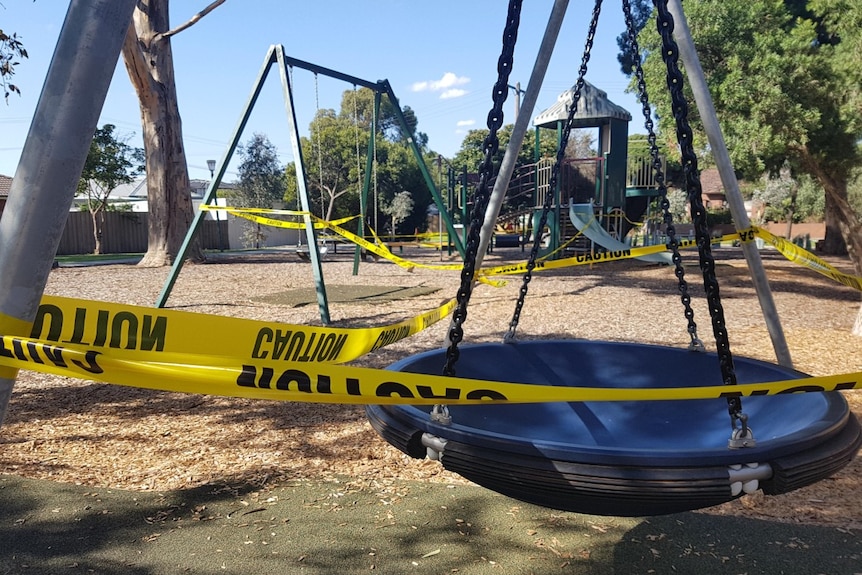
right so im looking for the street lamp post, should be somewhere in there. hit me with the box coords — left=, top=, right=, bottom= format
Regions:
left=207, top=159, right=224, bottom=251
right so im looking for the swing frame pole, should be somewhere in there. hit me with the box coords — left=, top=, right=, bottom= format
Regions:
left=0, top=0, right=137, bottom=426
left=665, top=0, right=792, bottom=368
left=156, top=44, right=279, bottom=308
left=474, top=0, right=570, bottom=265
left=442, top=0, right=569, bottom=347
left=353, top=92, right=380, bottom=275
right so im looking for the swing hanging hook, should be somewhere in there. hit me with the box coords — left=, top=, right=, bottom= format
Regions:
left=728, top=412, right=756, bottom=448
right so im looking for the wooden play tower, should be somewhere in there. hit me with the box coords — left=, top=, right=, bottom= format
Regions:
left=507, top=81, right=665, bottom=257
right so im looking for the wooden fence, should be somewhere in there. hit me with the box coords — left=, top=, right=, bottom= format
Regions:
left=56, top=211, right=228, bottom=255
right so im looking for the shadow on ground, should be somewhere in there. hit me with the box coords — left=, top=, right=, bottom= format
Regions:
left=2, top=474, right=858, bottom=575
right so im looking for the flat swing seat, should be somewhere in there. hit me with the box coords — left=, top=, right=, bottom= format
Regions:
left=366, top=340, right=861, bottom=516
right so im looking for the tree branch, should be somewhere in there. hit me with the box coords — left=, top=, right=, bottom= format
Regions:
left=156, top=0, right=227, bottom=41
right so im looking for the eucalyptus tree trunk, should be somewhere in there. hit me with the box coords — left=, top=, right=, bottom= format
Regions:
left=821, top=194, right=862, bottom=337
left=121, top=0, right=204, bottom=267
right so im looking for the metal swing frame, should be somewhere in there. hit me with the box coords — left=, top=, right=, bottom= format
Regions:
left=155, top=45, right=466, bottom=323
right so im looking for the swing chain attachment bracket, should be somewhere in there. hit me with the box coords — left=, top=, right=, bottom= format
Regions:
left=687, top=337, right=706, bottom=353
left=728, top=412, right=756, bottom=448
left=430, top=404, right=452, bottom=426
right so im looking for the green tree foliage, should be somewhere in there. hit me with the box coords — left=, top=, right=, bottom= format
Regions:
left=849, top=165, right=862, bottom=221
left=234, top=133, right=286, bottom=248
left=339, top=87, right=427, bottom=146
left=381, top=190, right=414, bottom=237
left=616, top=0, right=652, bottom=75
left=301, top=107, right=360, bottom=221
left=0, top=26, right=27, bottom=101
left=451, top=125, right=563, bottom=174
left=76, top=124, right=144, bottom=254
left=752, top=163, right=825, bottom=227
left=637, top=0, right=862, bottom=272
left=286, top=87, right=437, bottom=236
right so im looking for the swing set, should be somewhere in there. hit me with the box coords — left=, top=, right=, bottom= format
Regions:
left=155, top=45, right=467, bottom=323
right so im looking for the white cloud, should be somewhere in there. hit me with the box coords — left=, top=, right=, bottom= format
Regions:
left=456, top=119, right=475, bottom=127
left=440, top=89, right=467, bottom=99
left=411, top=72, right=470, bottom=93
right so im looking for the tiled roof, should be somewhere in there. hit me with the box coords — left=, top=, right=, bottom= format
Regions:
left=0, top=174, right=12, bottom=197
left=699, top=167, right=724, bottom=196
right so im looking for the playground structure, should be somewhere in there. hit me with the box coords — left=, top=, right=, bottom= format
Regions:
left=0, top=0, right=859, bottom=519
left=506, top=80, right=666, bottom=258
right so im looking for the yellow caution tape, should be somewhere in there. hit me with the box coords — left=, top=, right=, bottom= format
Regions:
left=752, top=226, right=862, bottom=291
left=477, top=244, right=670, bottom=276
left=0, top=312, right=30, bottom=379
left=207, top=206, right=862, bottom=292
left=217, top=207, right=506, bottom=286
left=202, top=206, right=358, bottom=230
left=17, top=295, right=455, bottom=365
left=0, top=333, right=859, bottom=404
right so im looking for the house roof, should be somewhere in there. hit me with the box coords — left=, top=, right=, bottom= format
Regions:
left=533, top=81, right=632, bottom=129
left=0, top=174, right=12, bottom=197
left=105, top=178, right=148, bottom=199
left=699, top=167, right=724, bottom=196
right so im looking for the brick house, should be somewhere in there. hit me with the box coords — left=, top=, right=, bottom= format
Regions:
left=0, top=174, right=12, bottom=219
left=699, top=167, right=726, bottom=210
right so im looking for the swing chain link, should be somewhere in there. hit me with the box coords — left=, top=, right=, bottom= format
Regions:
left=442, top=0, right=523, bottom=377
left=505, top=0, right=603, bottom=342
left=622, top=0, right=703, bottom=351
left=654, top=0, right=751, bottom=440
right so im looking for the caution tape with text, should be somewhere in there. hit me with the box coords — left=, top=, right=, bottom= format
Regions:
left=5, top=295, right=455, bottom=366
left=0, top=333, right=859, bottom=404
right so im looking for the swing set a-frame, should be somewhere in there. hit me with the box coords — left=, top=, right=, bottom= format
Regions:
left=155, top=44, right=467, bottom=323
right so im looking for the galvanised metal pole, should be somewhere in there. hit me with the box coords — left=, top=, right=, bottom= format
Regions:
left=473, top=0, right=569, bottom=267
left=0, top=0, right=138, bottom=426
left=442, top=0, right=569, bottom=347
left=665, top=0, right=792, bottom=367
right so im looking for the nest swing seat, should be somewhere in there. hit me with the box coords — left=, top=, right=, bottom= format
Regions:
left=366, top=341, right=861, bottom=516
left=367, top=0, right=861, bottom=517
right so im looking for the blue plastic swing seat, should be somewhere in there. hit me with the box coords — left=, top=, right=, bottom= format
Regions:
left=366, top=340, right=862, bottom=516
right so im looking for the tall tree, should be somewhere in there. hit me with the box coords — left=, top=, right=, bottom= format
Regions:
left=339, top=88, right=427, bottom=146
left=616, top=0, right=652, bottom=75
left=232, top=133, right=285, bottom=248
left=77, top=124, right=144, bottom=254
left=286, top=87, right=437, bottom=234
left=381, top=190, right=415, bottom=237
left=636, top=0, right=862, bottom=333
left=122, top=0, right=226, bottom=267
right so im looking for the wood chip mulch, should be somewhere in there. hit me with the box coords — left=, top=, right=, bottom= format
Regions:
left=1, top=246, right=859, bottom=528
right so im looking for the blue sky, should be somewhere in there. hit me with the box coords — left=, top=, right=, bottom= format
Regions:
left=1, top=1, right=645, bottom=181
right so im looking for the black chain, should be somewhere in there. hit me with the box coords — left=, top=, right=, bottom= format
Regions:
left=622, top=0, right=702, bottom=350
left=505, top=0, right=603, bottom=341
left=442, top=0, right=522, bottom=377
left=652, top=0, right=744, bottom=428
